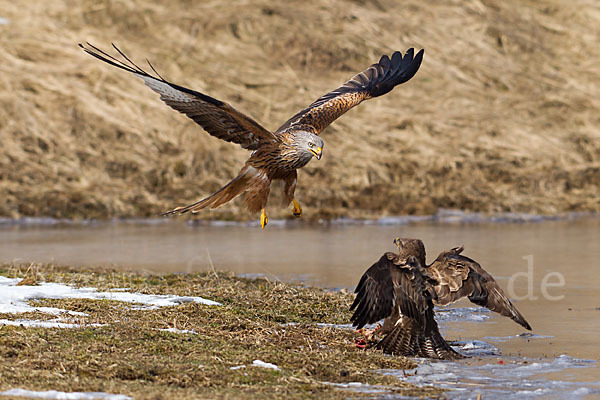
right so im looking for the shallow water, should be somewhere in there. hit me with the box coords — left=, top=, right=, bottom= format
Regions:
left=1, top=216, right=599, bottom=398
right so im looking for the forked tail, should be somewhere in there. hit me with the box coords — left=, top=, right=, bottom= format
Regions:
left=161, top=169, right=252, bottom=216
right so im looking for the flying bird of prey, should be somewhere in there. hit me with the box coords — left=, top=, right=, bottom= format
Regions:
left=79, top=43, right=424, bottom=228
left=350, top=238, right=531, bottom=359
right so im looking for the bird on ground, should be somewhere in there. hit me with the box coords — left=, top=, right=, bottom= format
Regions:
left=79, top=43, right=424, bottom=228
left=350, top=238, right=531, bottom=359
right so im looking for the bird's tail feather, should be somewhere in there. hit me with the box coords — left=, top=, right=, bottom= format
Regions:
left=377, top=318, right=464, bottom=360
left=161, top=169, right=252, bottom=216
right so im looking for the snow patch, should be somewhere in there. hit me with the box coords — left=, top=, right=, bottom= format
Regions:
left=454, top=340, right=500, bottom=356
left=0, top=388, right=131, bottom=399
left=252, top=360, right=279, bottom=370
left=0, top=275, right=220, bottom=317
left=384, top=353, right=600, bottom=400
left=0, top=319, right=104, bottom=329
left=322, top=381, right=387, bottom=394
left=157, top=328, right=198, bottom=335
left=436, top=306, right=490, bottom=323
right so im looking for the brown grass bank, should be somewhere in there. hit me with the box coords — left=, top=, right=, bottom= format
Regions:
left=0, top=263, right=444, bottom=399
left=0, top=0, right=599, bottom=220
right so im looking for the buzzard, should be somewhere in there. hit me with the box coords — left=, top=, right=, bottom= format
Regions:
left=79, top=43, right=424, bottom=228
left=350, top=238, right=531, bottom=359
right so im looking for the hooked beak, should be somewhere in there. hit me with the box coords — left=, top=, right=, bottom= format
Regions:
left=393, top=237, right=403, bottom=248
left=310, top=147, right=322, bottom=160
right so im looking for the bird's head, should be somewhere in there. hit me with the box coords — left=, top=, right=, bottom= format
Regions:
left=296, top=132, right=324, bottom=160
left=393, top=237, right=426, bottom=266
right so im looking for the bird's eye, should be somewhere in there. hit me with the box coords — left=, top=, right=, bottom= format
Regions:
left=308, top=142, right=314, bottom=148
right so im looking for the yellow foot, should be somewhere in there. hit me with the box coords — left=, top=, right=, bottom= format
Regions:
left=292, top=199, right=303, bottom=218
left=260, top=209, right=268, bottom=229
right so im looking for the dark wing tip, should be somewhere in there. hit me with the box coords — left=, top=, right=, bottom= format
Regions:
left=78, top=41, right=144, bottom=76
left=379, top=54, right=391, bottom=70
left=160, top=206, right=190, bottom=217
left=414, top=48, right=425, bottom=65
left=366, top=47, right=424, bottom=98
left=390, top=51, right=402, bottom=68
left=516, top=314, right=532, bottom=330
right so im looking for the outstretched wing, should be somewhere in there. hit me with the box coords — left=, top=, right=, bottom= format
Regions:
left=350, top=253, right=396, bottom=329
left=79, top=43, right=278, bottom=151
left=276, top=48, right=424, bottom=135
left=350, top=253, right=433, bottom=331
left=429, top=252, right=532, bottom=330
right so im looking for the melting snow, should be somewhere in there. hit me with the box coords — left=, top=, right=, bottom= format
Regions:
left=157, top=328, right=198, bottom=335
left=0, top=319, right=104, bottom=329
left=0, top=275, right=221, bottom=317
left=252, top=360, right=279, bottom=370
left=436, top=306, right=491, bottom=323
left=322, top=381, right=388, bottom=394
left=384, top=354, right=600, bottom=400
left=0, top=388, right=131, bottom=399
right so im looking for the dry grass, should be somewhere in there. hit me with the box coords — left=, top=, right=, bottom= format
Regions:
left=0, top=263, right=444, bottom=399
left=0, top=0, right=599, bottom=220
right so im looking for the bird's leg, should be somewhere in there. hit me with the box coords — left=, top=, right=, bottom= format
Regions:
left=260, top=208, right=268, bottom=229
left=292, top=198, right=302, bottom=218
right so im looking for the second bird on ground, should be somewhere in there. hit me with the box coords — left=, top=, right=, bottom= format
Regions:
left=350, top=238, right=531, bottom=360
left=80, top=43, right=424, bottom=228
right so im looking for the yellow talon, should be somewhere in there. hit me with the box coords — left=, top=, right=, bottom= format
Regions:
left=260, top=209, right=268, bottom=229
left=292, top=199, right=302, bottom=218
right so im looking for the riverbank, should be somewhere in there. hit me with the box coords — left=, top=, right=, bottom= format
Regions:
left=0, top=264, right=442, bottom=399
left=1, top=209, right=598, bottom=228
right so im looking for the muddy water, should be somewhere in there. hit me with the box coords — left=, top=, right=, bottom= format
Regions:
left=1, top=217, right=599, bottom=397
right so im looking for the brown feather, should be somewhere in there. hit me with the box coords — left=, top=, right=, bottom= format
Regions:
left=377, top=317, right=463, bottom=360
left=242, top=170, right=271, bottom=213
left=276, top=48, right=424, bottom=135
left=428, top=251, right=532, bottom=330
left=351, top=251, right=463, bottom=359
left=81, top=44, right=425, bottom=218
left=79, top=43, right=278, bottom=151
left=161, top=166, right=255, bottom=215
left=358, top=238, right=532, bottom=361
left=280, top=171, right=298, bottom=207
